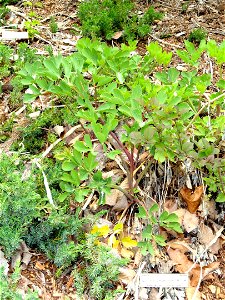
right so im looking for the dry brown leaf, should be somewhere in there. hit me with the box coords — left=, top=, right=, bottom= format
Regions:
left=112, top=31, right=123, bottom=39
left=35, top=261, right=45, bottom=271
left=149, top=288, right=162, bottom=300
left=198, top=224, right=223, bottom=254
left=133, top=249, right=142, bottom=267
left=183, top=210, right=199, bottom=233
left=186, top=287, right=202, bottom=300
left=112, top=194, right=128, bottom=211
left=180, top=185, right=203, bottom=213
left=105, top=189, right=120, bottom=206
left=167, top=239, right=193, bottom=253
left=167, top=248, right=193, bottom=273
left=119, top=267, right=136, bottom=285
left=190, top=261, right=220, bottom=287
left=53, top=125, right=64, bottom=136
left=120, top=247, right=135, bottom=259
left=173, top=208, right=186, bottom=224
left=164, top=199, right=178, bottom=213
left=199, top=223, right=214, bottom=247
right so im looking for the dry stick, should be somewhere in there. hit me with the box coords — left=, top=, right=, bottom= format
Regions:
left=42, top=125, right=81, bottom=158
left=186, top=92, right=225, bottom=131
left=149, top=35, right=183, bottom=49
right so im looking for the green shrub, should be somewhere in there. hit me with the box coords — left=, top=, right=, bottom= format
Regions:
left=78, top=0, right=162, bottom=41
left=0, top=0, right=19, bottom=5
left=188, top=27, right=207, bottom=44
left=0, top=154, right=42, bottom=257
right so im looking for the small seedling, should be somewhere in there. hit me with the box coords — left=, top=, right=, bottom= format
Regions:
left=188, top=27, right=207, bottom=44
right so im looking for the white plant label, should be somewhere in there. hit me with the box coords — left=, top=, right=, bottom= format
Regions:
left=139, top=273, right=189, bottom=288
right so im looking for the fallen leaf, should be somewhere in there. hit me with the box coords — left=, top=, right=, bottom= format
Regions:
left=120, top=247, right=134, bottom=259
left=198, top=223, right=214, bottom=247
left=164, top=199, right=178, bottom=213
left=190, top=261, right=220, bottom=287
left=198, top=224, right=223, bottom=254
left=180, top=185, right=203, bottom=213
left=112, top=194, right=128, bottom=211
left=112, top=31, right=123, bottom=39
left=167, top=248, right=192, bottom=273
left=35, top=261, right=45, bottom=271
left=167, top=239, right=193, bottom=253
left=149, top=288, right=162, bottom=300
left=105, top=189, right=120, bottom=206
left=183, top=210, right=199, bottom=233
left=53, top=125, right=64, bottom=136
left=186, top=287, right=202, bottom=300
left=119, top=267, right=136, bottom=285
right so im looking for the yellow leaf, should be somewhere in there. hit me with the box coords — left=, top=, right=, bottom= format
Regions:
left=121, top=236, right=137, bottom=248
left=90, top=225, right=110, bottom=237
left=113, top=223, right=123, bottom=234
left=108, top=235, right=120, bottom=249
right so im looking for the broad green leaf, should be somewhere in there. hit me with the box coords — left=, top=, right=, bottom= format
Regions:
left=154, top=235, right=166, bottom=246
left=59, top=181, right=74, bottom=192
left=106, top=150, right=121, bottom=159
left=142, top=225, right=152, bottom=239
left=62, top=161, right=76, bottom=171
left=74, top=141, right=90, bottom=152
left=83, top=153, right=98, bottom=171
left=149, top=203, right=159, bottom=214
left=216, top=193, right=225, bottom=202
left=136, top=206, right=147, bottom=218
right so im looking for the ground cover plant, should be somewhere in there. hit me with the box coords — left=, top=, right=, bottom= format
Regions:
left=0, top=6, right=225, bottom=297
left=78, top=0, right=163, bottom=41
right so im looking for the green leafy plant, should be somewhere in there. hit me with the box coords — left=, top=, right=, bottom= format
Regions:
left=78, top=0, right=162, bottom=41
left=137, top=204, right=182, bottom=255
left=17, top=37, right=225, bottom=265
left=188, top=27, right=207, bottom=44
left=49, top=16, right=58, bottom=33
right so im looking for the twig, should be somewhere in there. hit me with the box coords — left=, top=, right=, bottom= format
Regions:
left=42, top=125, right=81, bottom=158
left=149, top=34, right=183, bottom=49
left=34, top=158, right=56, bottom=208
